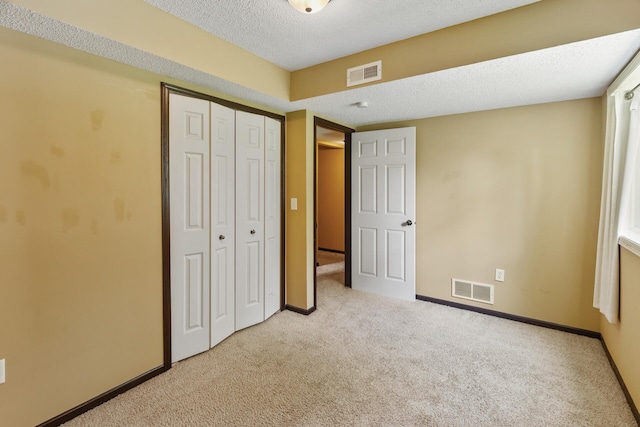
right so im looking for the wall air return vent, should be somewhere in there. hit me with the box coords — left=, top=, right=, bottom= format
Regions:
left=347, top=60, right=382, bottom=87
left=451, top=279, right=494, bottom=305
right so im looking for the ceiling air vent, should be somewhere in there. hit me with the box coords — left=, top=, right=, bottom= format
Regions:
left=451, top=279, right=494, bottom=305
left=347, top=60, right=382, bottom=87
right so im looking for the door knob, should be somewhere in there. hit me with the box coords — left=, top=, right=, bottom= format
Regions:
left=219, top=235, right=225, bottom=240
left=250, top=229, right=256, bottom=235
left=405, top=220, right=413, bottom=226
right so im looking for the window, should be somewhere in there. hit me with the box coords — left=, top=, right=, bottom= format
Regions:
left=618, top=90, right=640, bottom=256
left=619, top=107, right=640, bottom=256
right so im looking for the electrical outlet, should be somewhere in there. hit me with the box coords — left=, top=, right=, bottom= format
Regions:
left=495, top=269, right=505, bottom=282
left=290, top=198, right=298, bottom=211
left=0, top=359, right=5, bottom=384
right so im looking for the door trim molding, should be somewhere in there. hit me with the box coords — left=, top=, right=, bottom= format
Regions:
left=314, top=117, right=355, bottom=310
left=161, top=83, right=286, bottom=369
left=161, top=83, right=285, bottom=122
left=161, top=83, right=172, bottom=369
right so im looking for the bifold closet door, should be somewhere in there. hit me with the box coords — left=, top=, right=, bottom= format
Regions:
left=210, top=103, right=236, bottom=347
left=170, top=96, right=282, bottom=360
left=169, top=94, right=211, bottom=363
left=235, top=111, right=265, bottom=330
left=264, top=117, right=281, bottom=319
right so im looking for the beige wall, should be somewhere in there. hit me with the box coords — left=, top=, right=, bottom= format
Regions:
left=0, top=27, right=283, bottom=427
left=0, top=27, right=162, bottom=427
left=601, top=247, right=640, bottom=408
left=317, top=147, right=345, bottom=252
left=360, top=98, right=603, bottom=331
left=285, top=111, right=315, bottom=310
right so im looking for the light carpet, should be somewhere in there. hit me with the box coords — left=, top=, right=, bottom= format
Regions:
left=63, top=266, right=636, bottom=426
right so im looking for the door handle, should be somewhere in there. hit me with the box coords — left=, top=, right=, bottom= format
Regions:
left=219, top=235, right=225, bottom=240
left=404, top=220, right=413, bottom=226
left=250, top=229, right=256, bottom=235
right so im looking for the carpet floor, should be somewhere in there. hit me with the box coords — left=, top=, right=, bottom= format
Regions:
left=63, top=265, right=636, bottom=426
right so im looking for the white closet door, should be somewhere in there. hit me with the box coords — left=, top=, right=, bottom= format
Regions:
left=169, top=94, right=211, bottom=363
left=210, top=103, right=236, bottom=347
left=264, top=117, right=282, bottom=319
left=235, top=111, right=265, bottom=330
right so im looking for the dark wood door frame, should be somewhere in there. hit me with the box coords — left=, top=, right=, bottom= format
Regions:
left=313, top=117, right=355, bottom=309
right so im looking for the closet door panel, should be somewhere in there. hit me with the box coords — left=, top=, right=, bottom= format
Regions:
left=169, top=94, right=211, bottom=363
left=211, top=103, right=236, bottom=347
left=236, top=111, right=265, bottom=330
left=264, top=117, right=282, bottom=319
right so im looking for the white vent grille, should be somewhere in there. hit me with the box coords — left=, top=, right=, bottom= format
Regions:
left=451, top=279, right=494, bottom=304
left=347, top=60, right=382, bottom=87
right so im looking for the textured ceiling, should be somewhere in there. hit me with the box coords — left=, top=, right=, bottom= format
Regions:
left=2, top=1, right=640, bottom=127
left=143, top=0, right=539, bottom=71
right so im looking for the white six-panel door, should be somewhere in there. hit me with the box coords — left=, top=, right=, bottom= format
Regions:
left=235, top=111, right=265, bottom=330
left=210, top=103, right=236, bottom=347
left=352, top=127, right=416, bottom=301
left=170, top=94, right=211, bottom=363
left=264, top=117, right=282, bottom=319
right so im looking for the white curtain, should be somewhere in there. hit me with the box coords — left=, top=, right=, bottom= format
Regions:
left=594, top=94, right=637, bottom=323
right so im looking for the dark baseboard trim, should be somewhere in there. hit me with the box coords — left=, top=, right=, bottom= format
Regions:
left=600, top=338, right=640, bottom=424
left=37, top=365, right=167, bottom=427
left=416, top=294, right=600, bottom=338
left=285, top=304, right=317, bottom=316
left=318, top=248, right=345, bottom=254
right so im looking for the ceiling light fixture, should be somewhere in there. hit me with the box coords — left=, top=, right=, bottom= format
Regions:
left=288, top=0, right=331, bottom=14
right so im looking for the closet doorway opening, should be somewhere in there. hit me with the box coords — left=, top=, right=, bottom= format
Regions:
left=314, top=118, right=354, bottom=307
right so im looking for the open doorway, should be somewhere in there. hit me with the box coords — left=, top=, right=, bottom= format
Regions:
left=314, top=118, right=354, bottom=307
left=317, top=127, right=345, bottom=265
